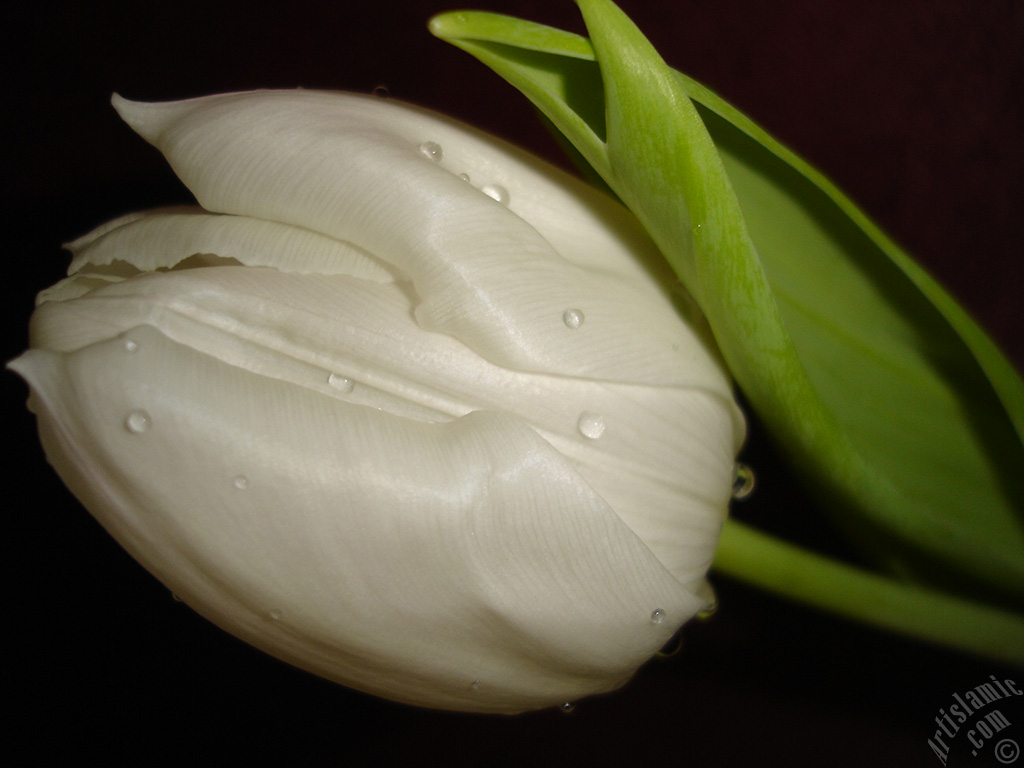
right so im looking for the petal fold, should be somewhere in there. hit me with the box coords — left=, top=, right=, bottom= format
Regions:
left=64, top=206, right=401, bottom=282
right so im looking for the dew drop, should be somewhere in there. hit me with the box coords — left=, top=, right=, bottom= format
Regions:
left=269, top=609, right=283, bottom=621
left=124, top=339, right=139, bottom=353
left=171, top=592, right=183, bottom=603
left=328, top=373, right=355, bottom=393
left=577, top=412, right=606, bottom=440
left=657, top=634, right=684, bottom=659
left=481, top=184, right=509, bottom=205
left=697, top=600, right=718, bottom=621
left=232, top=475, right=249, bottom=490
left=469, top=680, right=481, bottom=691
left=458, top=173, right=471, bottom=182
left=732, top=463, right=755, bottom=499
left=371, top=85, right=389, bottom=98
left=650, top=608, right=666, bottom=625
left=418, top=141, right=443, bottom=162
left=561, top=702, right=576, bottom=713
left=562, top=308, right=585, bottom=329
left=124, top=410, right=151, bottom=434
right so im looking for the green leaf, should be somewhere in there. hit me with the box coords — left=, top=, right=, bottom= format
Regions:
left=717, top=520, right=1024, bottom=667
left=430, top=2, right=1024, bottom=611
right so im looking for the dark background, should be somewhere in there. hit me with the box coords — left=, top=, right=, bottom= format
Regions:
left=3, top=1, right=1022, bottom=766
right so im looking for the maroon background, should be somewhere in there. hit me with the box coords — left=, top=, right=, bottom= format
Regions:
left=4, top=2, right=1021, bottom=766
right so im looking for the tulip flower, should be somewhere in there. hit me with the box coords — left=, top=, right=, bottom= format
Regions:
left=10, top=89, right=745, bottom=712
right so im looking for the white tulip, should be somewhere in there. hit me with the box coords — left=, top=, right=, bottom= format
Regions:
left=11, top=90, right=744, bottom=713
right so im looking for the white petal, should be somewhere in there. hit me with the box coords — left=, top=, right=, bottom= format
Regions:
left=65, top=206, right=400, bottom=283
left=10, top=324, right=701, bottom=713
left=28, top=261, right=736, bottom=588
left=112, top=90, right=732, bottom=393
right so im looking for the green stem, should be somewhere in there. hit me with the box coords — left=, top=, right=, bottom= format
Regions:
left=714, top=518, right=1024, bottom=667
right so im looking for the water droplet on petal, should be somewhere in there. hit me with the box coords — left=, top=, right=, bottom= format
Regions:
left=469, top=680, right=481, bottom=691
left=371, top=85, right=389, bottom=98
left=650, top=608, right=666, bottom=624
left=418, top=141, right=443, bottom=162
left=481, top=184, right=509, bottom=205
left=657, top=633, right=684, bottom=659
left=124, top=410, right=151, bottom=434
left=269, top=609, right=283, bottom=621
left=697, top=600, right=718, bottom=621
left=458, top=173, right=471, bottom=182
left=561, top=702, right=576, bottom=713
left=577, top=412, right=606, bottom=440
left=233, top=475, right=249, bottom=490
left=562, top=308, right=585, bottom=329
left=124, top=339, right=139, bottom=352
left=171, top=593, right=183, bottom=602
left=732, top=463, right=755, bottom=499
left=328, top=373, right=355, bottom=393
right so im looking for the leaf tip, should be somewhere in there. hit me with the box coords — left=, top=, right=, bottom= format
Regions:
left=428, top=10, right=490, bottom=42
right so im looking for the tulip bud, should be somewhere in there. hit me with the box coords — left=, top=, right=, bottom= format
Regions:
left=11, top=90, right=744, bottom=713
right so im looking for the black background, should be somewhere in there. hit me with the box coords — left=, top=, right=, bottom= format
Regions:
left=3, top=1, right=1022, bottom=766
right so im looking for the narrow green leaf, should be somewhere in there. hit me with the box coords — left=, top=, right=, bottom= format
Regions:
left=431, top=2, right=1024, bottom=610
left=716, top=519, right=1024, bottom=667
left=429, top=12, right=609, bottom=170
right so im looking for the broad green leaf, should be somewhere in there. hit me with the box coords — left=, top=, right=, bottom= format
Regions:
left=431, top=2, right=1024, bottom=609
